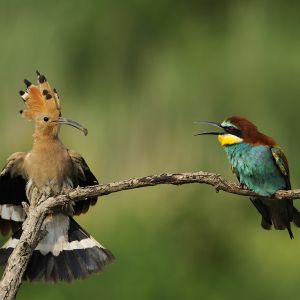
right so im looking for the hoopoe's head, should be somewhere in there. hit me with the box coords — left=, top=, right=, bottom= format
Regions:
left=19, top=71, right=87, bottom=137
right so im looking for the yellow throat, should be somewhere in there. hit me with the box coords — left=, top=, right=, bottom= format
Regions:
left=218, top=134, right=243, bottom=146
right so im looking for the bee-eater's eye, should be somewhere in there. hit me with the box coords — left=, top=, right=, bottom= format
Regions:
left=226, top=126, right=235, bottom=132
left=43, top=117, right=49, bottom=122
left=224, top=126, right=242, bottom=138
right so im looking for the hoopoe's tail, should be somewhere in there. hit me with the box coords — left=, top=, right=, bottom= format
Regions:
left=0, top=215, right=114, bottom=282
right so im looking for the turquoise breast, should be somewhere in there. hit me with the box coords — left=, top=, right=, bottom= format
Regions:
left=224, top=143, right=286, bottom=196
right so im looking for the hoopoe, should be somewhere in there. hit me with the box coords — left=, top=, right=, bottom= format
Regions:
left=0, top=71, right=114, bottom=282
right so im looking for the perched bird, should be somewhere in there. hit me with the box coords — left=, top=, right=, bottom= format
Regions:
left=196, top=116, right=300, bottom=239
left=0, top=71, right=114, bottom=282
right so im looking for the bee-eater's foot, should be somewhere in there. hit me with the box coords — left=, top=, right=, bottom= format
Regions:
left=239, top=183, right=248, bottom=190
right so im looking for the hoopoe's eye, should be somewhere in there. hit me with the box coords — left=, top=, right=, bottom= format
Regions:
left=43, top=117, right=49, bottom=122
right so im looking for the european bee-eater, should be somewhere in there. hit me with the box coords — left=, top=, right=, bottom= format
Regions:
left=196, top=116, right=300, bottom=239
left=0, top=71, right=114, bottom=282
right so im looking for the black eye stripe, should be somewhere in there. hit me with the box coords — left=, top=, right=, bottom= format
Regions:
left=226, top=127, right=235, bottom=132
left=224, top=126, right=243, bottom=137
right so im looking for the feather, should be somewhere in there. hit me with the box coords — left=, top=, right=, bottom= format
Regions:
left=0, top=218, right=115, bottom=282
left=0, top=152, right=27, bottom=234
left=68, top=150, right=99, bottom=215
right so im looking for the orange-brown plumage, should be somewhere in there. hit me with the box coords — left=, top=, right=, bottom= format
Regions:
left=20, top=74, right=60, bottom=122
left=0, top=71, right=114, bottom=282
left=227, top=116, right=276, bottom=146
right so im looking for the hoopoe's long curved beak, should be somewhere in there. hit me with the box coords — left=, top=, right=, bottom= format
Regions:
left=54, top=117, right=88, bottom=136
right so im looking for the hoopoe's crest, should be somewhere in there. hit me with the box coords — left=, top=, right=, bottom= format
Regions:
left=20, top=71, right=61, bottom=121
left=19, top=71, right=87, bottom=136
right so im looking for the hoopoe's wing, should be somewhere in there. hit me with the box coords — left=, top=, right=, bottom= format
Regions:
left=0, top=152, right=28, bottom=235
left=68, top=150, right=99, bottom=215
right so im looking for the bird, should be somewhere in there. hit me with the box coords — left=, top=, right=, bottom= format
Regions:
left=0, top=71, right=114, bottom=282
left=195, top=116, right=300, bottom=239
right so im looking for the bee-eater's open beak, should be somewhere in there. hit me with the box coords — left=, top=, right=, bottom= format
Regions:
left=194, top=121, right=224, bottom=136
left=54, top=117, right=88, bottom=136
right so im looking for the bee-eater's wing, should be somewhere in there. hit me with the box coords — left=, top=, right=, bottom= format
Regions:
left=0, top=152, right=28, bottom=235
left=270, top=146, right=296, bottom=231
left=270, top=146, right=291, bottom=189
left=68, top=150, right=99, bottom=215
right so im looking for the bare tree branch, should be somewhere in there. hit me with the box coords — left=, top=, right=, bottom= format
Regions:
left=0, top=170, right=299, bottom=299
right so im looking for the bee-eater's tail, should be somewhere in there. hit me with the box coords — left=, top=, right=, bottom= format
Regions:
left=0, top=215, right=114, bottom=282
left=250, top=197, right=295, bottom=239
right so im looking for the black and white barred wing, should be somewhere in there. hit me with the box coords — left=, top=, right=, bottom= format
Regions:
left=0, top=152, right=28, bottom=235
left=68, top=150, right=99, bottom=215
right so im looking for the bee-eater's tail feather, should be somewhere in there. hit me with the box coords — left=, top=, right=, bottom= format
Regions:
left=287, top=225, right=294, bottom=239
left=251, top=197, right=294, bottom=239
left=250, top=198, right=272, bottom=228
left=261, top=217, right=272, bottom=230
left=267, top=203, right=294, bottom=239
left=292, top=207, right=300, bottom=227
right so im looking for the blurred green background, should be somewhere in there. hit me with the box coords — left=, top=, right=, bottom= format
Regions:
left=1, top=0, right=300, bottom=299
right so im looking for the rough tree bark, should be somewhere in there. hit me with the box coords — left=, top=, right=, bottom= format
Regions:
left=0, top=171, right=299, bottom=299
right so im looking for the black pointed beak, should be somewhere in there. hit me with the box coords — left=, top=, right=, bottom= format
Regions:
left=194, top=132, right=221, bottom=136
left=194, top=121, right=224, bottom=136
